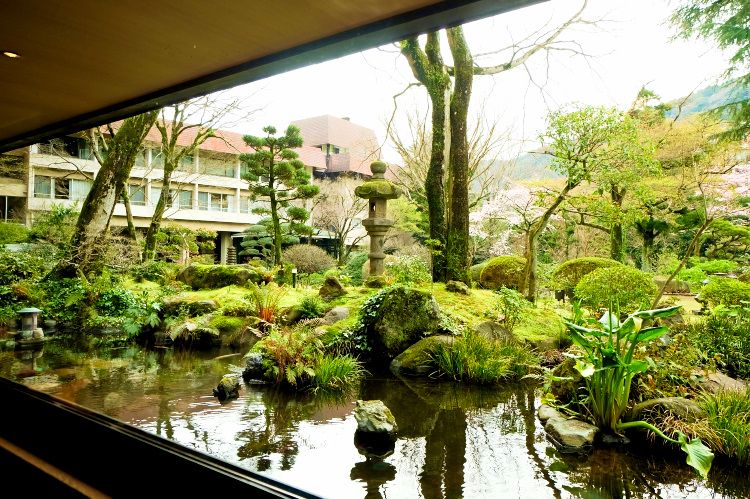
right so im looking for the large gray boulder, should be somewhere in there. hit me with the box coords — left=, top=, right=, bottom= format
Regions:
left=390, top=335, right=453, bottom=377
left=319, top=276, right=346, bottom=301
left=321, top=306, right=349, bottom=325
left=242, top=351, right=266, bottom=382
left=353, top=399, right=398, bottom=460
left=364, top=286, right=443, bottom=361
left=537, top=404, right=563, bottom=424
left=698, top=372, right=749, bottom=394
left=628, top=397, right=706, bottom=423
left=544, top=418, right=598, bottom=453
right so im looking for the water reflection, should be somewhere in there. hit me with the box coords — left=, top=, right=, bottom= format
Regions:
left=1, top=345, right=749, bottom=498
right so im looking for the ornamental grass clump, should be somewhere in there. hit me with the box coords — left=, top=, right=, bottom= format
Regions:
left=247, top=282, right=286, bottom=325
left=432, top=331, right=538, bottom=384
left=700, top=388, right=750, bottom=466
left=565, top=305, right=714, bottom=479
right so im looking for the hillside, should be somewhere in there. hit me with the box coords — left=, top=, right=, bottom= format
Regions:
left=667, top=80, right=750, bottom=118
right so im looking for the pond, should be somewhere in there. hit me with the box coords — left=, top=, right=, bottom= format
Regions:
left=1, top=343, right=748, bottom=498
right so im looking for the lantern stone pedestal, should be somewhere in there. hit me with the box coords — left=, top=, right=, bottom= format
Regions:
left=355, top=161, right=401, bottom=287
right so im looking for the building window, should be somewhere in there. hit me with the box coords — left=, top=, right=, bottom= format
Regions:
left=176, top=189, right=193, bottom=209
left=239, top=196, right=252, bottom=214
left=199, top=153, right=236, bottom=177
left=70, top=179, right=91, bottom=201
left=151, top=147, right=164, bottom=169
left=54, top=178, right=71, bottom=200
left=134, top=148, right=147, bottom=168
left=129, top=184, right=146, bottom=206
left=33, top=175, right=52, bottom=198
left=150, top=187, right=164, bottom=207
left=198, top=191, right=233, bottom=212
left=178, top=154, right=194, bottom=172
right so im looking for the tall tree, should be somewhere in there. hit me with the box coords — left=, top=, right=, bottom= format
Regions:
left=523, top=106, right=630, bottom=301
left=143, top=94, right=244, bottom=261
left=240, top=125, right=319, bottom=265
left=398, top=1, right=590, bottom=282
left=62, top=112, right=158, bottom=277
left=673, top=0, right=750, bottom=140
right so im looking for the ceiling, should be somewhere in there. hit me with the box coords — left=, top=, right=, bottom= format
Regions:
left=0, top=0, right=540, bottom=153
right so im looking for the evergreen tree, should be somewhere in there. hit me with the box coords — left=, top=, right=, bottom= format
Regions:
left=240, top=125, right=319, bottom=265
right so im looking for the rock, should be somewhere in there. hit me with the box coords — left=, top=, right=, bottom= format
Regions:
left=319, top=276, right=346, bottom=301
left=161, top=297, right=219, bottom=317
left=213, top=374, right=240, bottom=401
left=628, top=397, right=706, bottom=423
left=389, top=335, right=454, bottom=376
left=537, top=404, right=563, bottom=423
left=354, top=400, right=398, bottom=434
left=321, top=306, right=349, bottom=325
left=176, top=264, right=261, bottom=290
left=474, top=321, right=516, bottom=343
left=654, top=277, right=691, bottom=295
left=169, top=321, right=221, bottom=349
left=364, top=276, right=387, bottom=288
left=242, top=351, right=266, bottom=382
left=365, top=286, right=443, bottom=362
left=544, top=417, right=598, bottom=453
left=103, top=392, right=124, bottom=415
left=445, top=280, right=470, bottom=295
left=698, top=372, right=749, bottom=394
left=549, top=357, right=584, bottom=404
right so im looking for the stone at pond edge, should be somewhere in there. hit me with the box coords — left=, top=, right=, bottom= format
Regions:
left=354, top=400, right=398, bottom=434
left=474, top=320, right=517, bottom=343
left=176, top=264, right=261, bottom=290
left=544, top=418, right=598, bottom=453
left=390, top=335, right=454, bottom=377
left=537, top=404, right=563, bottom=424
left=161, top=296, right=219, bottom=317
left=549, top=357, right=584, bottom=404
left=445, top=280, right=470, bottom=295
left=213, top=374, right=240, bottom=401
left=627, top=397, right=706, bottom=423
left=242, top=351, right=266, bottom=382
left=321, top=306, right=350, bottom=325
left=319, top=276, right=346, bottom=301
left=697, top=372, right=749, bottom=394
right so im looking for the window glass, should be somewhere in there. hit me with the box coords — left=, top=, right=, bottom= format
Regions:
left=54, top=178, right=71, bottom=199
left=129, top=184, right=146, bottom=206
left=134, top=148, right=147, bottom=168
left=179, top=190, right=193, bottom=209
left=151, top=187, right=163, bottom=206
left=178, top=154, right=194, bottom=172
left=151, top=147, right=164, bottom=169
left=198, top=191, right=209, bottom=210
left=70, top=179, right=92, bottom=201
left=33, top=175, right=51, bottom=198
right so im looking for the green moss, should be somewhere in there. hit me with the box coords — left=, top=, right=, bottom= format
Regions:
left=209, top=315, right=245, bottom=333
left=478, top=256, right=526, bottom=291
left=354, top=180, right=401, bottom=199
left=552, top=257, right=623, bottom=292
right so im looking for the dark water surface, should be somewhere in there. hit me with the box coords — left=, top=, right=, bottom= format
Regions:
left=1, top=344, right=748, bottom=498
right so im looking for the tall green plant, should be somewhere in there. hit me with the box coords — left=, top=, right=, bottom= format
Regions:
left=565, top=305, right=714, bottom=479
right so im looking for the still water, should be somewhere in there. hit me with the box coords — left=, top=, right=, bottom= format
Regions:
left=1, top=344, right=748, bottom=498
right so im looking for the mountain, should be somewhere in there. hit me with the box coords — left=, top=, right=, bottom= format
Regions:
left=666, top=80, right=750, bottom=119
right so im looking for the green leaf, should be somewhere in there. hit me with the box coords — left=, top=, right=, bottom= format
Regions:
left=678, top=433, right=714, bottom=480
left=574, top=360, right=595, bottom=377
left=599, top=311, right=620, bottom=330
left=564, top=321, right=604, bottom=337
left=629, top=360, right=649, bottom=374
left=635, top=326, right=669, bottom=343
left=632, top=305, right=682, bottom=319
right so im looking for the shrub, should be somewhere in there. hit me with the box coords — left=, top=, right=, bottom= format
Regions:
left=0, top=222, right=28, bottom=244
left=699, top=278, right=750, bottom=308
left=575, top=266, right=657, bottom=311
left=680, top=314, right=750, bottom=379
left=256, top=324, right=322, bottom=388
left=344, top=252, right=369, bottom=285
left=478, top=256, right=526, bottom=291
left=247, top=282, right=286, bottom=326
left=282, top=244, right=336, bottom=274
left=431, top=331, right=538, bottom=384
left=692, top=258, right=739, bottom=275
left=552, top=257, right=623, bottom=292
left=0, top=249, right=49, bottom=285
left=296, top=296, right=326, bottom=320
left=129, top=260, right=177, bottom=284
left=95, top=288, right=138, bottom=317
left=28, top=204, right=77, bottom=248
left=469, top=262, right=487, bottom=284
left=384, top=254, right=431, bottom=285
left=701, top=389, right=750, bottom=466
left=677, top=267, right=708, bottom=288
left=209, top=315, right=245, bottom=333
left=493, top=287, right=530, bottom=334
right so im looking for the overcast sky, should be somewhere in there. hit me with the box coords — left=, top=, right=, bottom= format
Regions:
left=226, top=0, right=730, bottom=162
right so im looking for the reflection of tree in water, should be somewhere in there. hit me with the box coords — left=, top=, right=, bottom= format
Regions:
left=236, top=388, right=350, bottom=472
left=420, top=408, right=467, bottom=499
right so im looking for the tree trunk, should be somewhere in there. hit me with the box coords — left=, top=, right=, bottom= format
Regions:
left=652, top=220, right=710, bottom=308
left=522, top=183, right=574, bottom=301
left=144, top=162, right=176, bottom=261
left=270, top=191, right=282, bottom=266
left=609, top=187, right=626, bottom=262
left=64, top=111, right=158, bottom=277
left=401, top=34, right=451, bottom=282
left=445, top=27, right=473, bottom=284
left=119, top=179, right=138, bottom=241
left=641, top=230, right=655, bottom=272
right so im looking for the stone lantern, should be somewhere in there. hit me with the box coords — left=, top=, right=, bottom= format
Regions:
left=18, top=307, right=43, bottom=340
left=355, top=161, right=401, bottom=284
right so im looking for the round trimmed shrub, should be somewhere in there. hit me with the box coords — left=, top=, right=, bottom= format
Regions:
left=699, top=277, right=750, bottom=307
left=282, top=244, right=336, bottom=274
left=574, top=266, right=657, bottom=311
left=478, top=256, right=526, bottom=291
left=552, top=257, right=623, bottom=292
left=469, top=262, right=487, bottom=283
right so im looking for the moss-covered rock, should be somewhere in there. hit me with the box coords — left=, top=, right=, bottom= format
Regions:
left=213, top=374, right=240, bottom=401
left=319, top=276, right=346, bottom=301
left=478, top=256, right=526, bottom=291
left=161, top=297, right=219, bottom=317
left=654, top=277, right=691, bottom=294
left=549, top=357, right=584, bottom=403
left=627, top=397, right=706, bottom=423
left=469, top=262, right=487, bottom=284
left=445, top=280, right=470, bottom=295
left=176, top=264, right=262, bottom=290
left=168, top=320, right=221, bottom=349
left=363, top=286, right=443, bottom=362
left=390, top=335, right=454, bottom=376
